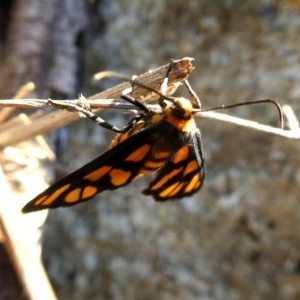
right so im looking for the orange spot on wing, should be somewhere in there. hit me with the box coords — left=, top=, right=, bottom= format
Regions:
left=167, top=182, right=184, bottom=197
left=173, top=146, right=189, bottom=164
left=125, top=144, right=151, bottom=162
left=151, top=151, right=170, bottom=160
left=34, top=195, right=48, bottom=205
left=150, top=167, right=183, bottom=190
left=183, top=160, right=199, bottom=176
left=159, top=182, right=181, bottom=198
left=184, top=174, right=201, bottom=193
left=110, top=169, right=131, bottom=186
left=142, top=159, right=165, bottom=171
left=65, top=188, right=81, bottom=203
left=140, top=151, right=170, bottom=174
left=82, top=186, right=98, bottom=199
left=84, top=165, right=112, bottom=181
left=38, top=184, right=71, bottom=206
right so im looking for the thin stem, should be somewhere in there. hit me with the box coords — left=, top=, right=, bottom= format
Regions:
left=0, top=98, right=298, bottom=139
left=197, top=111, right=300, bottom=139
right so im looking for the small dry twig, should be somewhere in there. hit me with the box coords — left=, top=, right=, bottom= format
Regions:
left=0, top=96, right=299, bottom=139
left=0, top=57, right=195, bottom=148
left=0, top=57, right=299, bottom=147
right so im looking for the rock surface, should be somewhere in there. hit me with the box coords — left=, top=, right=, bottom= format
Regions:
left=42, top=1, right=300, bottom=299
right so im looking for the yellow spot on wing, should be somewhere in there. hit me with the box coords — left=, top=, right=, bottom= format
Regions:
left=110, top=169, right=131, bottom=186
left=34, top=195, right=48, bottom=205
left=143, top=159, right=165, bottom=170
left=84, top=165, right=112, bottom=181
left=167, top=182, right=184, bottom=197
left=150, top=167, right=183, bottom=190
left=65, top=188, right=81, bottom=203
left=183, top=160, right=199, bottom=176
left=83, top=186, right=98, bottom=198
left=140, top=151, right=169, bottom=174
left=125, top=144, right=151, bottom=162
left=151, top=151, right=169, bottom=160
left=38, top=184, right=70, bottom=206
left=184, top=174, right=201, bottom=193
left=159, top=182, right=181, bottom=198
left=173, top=146, right=189, bottom=164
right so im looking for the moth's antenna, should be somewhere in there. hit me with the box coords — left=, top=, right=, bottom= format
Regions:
left=196, top=99, right=284, bottom=129
left=94, top=70, right=284, bottom=129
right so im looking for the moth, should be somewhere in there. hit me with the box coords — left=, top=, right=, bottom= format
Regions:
left=22, top=68, right=205, bottom=212
left=22, top=63, right=282, bottom=213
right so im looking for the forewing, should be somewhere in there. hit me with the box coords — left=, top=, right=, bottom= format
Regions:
left=22, top=127, right=157, bottom=212
left=143, top=128, right=205, bottom=200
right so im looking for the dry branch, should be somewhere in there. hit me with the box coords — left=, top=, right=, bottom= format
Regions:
left=0, top=57, right=299, bottom=147
left=198, top=110, right=300, bottom=139
left=0, top=57, right=195, bottom=148
left=0, top=97, right=299, bottom=140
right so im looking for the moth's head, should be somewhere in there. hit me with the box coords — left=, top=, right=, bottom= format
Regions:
left=164, top=97, right=193, bottom=119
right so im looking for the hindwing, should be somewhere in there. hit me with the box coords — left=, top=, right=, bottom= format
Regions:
left=143, top=128, right=205, bottom=200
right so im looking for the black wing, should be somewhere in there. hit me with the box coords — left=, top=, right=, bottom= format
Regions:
left=22, top=127, right=158, bottom=212
left=143, top=128, right=205, bottom=200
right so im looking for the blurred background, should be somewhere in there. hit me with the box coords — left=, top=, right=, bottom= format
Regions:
left=1, top=0, right=300, bottom=299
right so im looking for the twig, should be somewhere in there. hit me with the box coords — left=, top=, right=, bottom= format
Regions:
left=0, top=99, right=300, bottom=139
left=197, top=111, right=300, bottom=139
left=0, top=57, right=298, bottom=145
left=0, top=57, right=195, bottom=148
left=0, top=97, right=299, bottom=140
left=282, top=105, right=300, bottom=132
left=46, top=99, right=300, bottom=139
left=0, top=98, right=126, bottom=109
